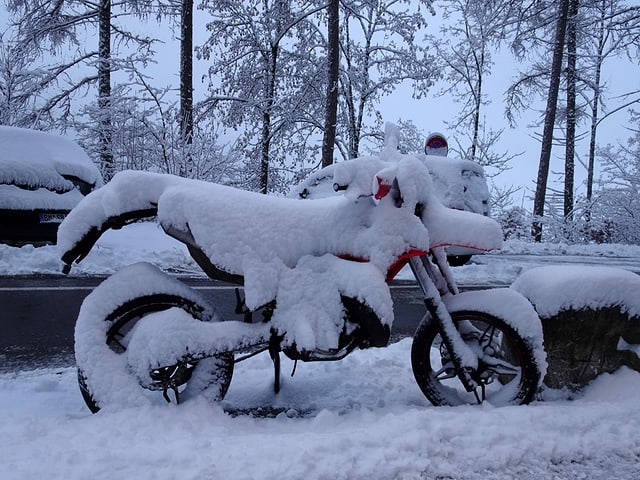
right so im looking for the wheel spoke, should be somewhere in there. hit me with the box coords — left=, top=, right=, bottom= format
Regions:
left=483, top=359, right=521, bottom=377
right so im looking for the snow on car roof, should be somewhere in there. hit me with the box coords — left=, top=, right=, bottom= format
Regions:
left=0, top=126, right=103, bottom=193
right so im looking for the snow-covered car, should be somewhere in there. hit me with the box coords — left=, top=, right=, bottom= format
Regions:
left=290, top=130, right=491, bottom=267
left=0, top=126, right=103, bottom=245
left=420, top=153, right=490, bottom=265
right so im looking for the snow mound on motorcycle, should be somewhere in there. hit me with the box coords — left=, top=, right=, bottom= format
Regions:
left=244, top=254, right=394, bottom=351
left=291, top=157, right=502, bottom=255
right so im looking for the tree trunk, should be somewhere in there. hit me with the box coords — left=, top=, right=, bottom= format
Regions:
left=179, top=0, right=194, bottom=177
left=260, top=46, right=278, bottom=194
left=564, top=0, right=579, bottom=222
left=321, top=0, right=339, bottom=168
left=470, top=45, right=485, bottom=163
left=586, top=1, right=606, bottom=221
left=98, top=0, right=114, bottom=180
left=531, top=0, right=571, bottom=242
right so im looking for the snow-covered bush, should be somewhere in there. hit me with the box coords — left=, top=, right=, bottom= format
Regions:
left=590, top=131, right=640, bottom=244
left=494, top=206, right=530, bottom=240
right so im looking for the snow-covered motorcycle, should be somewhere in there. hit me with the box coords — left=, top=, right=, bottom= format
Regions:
left=58, top=132, right=545, bottom=412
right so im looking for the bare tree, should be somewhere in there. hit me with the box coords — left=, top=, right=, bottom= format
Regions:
left=584, top=0, right=640, bottom=209
left=179, top=0, right=193, bottom=177
left=337, top=0, right=436, bottom=159
left=564, top=0, right=579, bottom=221
left=6, top=0, right=156, bottom=179
left=0, top=31, right=96, bottom=128
left=198, top=0, right=327, bottom=193
left=506, top=0, right=640, bottom=240
left=434, top=0, right=515, bottom=165
left=98, top=0, right=114, bottom=179
left=591, top=113, right=640, bottom=244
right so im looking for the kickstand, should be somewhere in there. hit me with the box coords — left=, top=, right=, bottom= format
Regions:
left=269, top=337, right=281, bottom=394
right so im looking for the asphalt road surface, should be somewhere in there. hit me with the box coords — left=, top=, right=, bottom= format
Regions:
left=0, top=276, right=427, bottom=372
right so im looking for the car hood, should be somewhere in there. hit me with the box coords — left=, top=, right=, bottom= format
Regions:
left=0, top=126, right=103, bottom=195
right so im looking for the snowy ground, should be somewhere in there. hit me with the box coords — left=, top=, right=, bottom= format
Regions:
left=1, top=223, right=640, bottom=479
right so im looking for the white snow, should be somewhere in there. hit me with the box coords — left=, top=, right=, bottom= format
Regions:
left=1, top=341, right=640, bottom=480
left=263, top=254, right=394, bottom=350
left=0, top=183, right=85, bottom=210
left=0, top=126, right=103, bottom=210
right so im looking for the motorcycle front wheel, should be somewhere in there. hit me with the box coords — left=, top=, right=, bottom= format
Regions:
left=411, top=310, right=540, bottom=406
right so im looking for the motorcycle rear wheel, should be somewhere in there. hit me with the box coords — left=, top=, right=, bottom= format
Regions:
left=76, top=266, right=234, bottom=413
left=411, top=310, right=540, bottom=406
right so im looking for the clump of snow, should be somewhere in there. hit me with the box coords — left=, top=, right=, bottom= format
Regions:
left=0, top=184, right=84, bottom=211
left=511, top=265, right=640, bottom=318
left=56, top=171, right=182, bottom=256
left=155, top=169, right=430, bottom=275
left=289, top=123, right=501, bottom=254
left=125, top=308, right=270, bottom=386
left=58, top=162, right=439, bottom=277
left=122, top=255, right=394, bottom=369
left=0, top=126, right=103, bottom=210
left=263, top=254, right=393, bottom=351
left=421, top=199, right=502, bottom=253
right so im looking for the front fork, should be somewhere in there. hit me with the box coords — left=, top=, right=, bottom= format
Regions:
left=408, top=255, right=479, bottom=394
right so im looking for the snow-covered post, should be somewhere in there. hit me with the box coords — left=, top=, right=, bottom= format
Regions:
left=511, top=266, right=640, bottom=391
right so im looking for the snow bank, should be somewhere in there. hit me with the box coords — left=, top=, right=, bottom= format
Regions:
left=511, top=265, right=640, bottom=318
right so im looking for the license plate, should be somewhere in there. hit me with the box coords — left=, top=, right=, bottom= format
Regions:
left=39, top=213, right=66, bottom=224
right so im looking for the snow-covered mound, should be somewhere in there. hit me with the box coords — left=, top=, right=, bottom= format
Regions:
left=512, top=265, right=640, bottom=318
